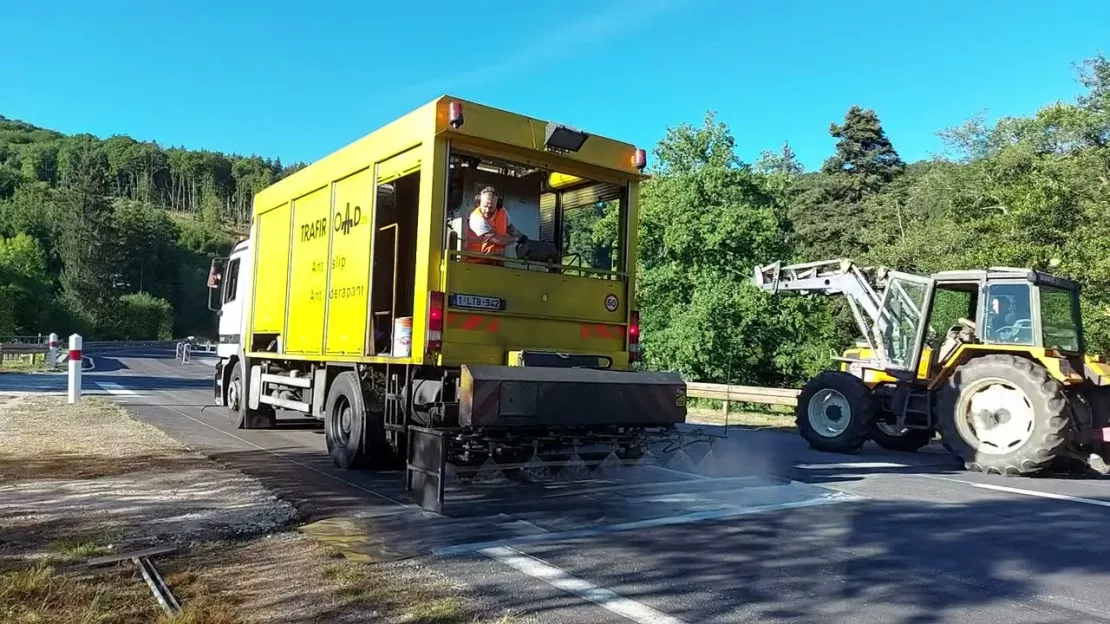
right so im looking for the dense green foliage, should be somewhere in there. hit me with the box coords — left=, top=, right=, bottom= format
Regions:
left=0, top=117, right=303, bottom=338
left=624, top=53, right=1110, bottom=387
left=1, top=53, right=1108, bottom=380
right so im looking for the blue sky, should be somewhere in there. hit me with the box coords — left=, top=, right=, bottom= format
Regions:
left=2, top=0, right=1107, bottom=172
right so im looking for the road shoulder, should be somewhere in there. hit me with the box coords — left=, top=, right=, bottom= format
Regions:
left=0, top=394, right=521, bottom=623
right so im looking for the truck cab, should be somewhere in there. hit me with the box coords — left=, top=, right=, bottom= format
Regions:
left=207, top=239, right=252, bottom=405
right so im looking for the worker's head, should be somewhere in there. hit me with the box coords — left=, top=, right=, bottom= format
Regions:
left=477, top=186, right=498, bottom=217
left=992, top=296, right=1008, bottom=315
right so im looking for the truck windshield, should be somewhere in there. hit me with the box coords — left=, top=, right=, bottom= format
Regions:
left=445, top=150, right=627, bottom=277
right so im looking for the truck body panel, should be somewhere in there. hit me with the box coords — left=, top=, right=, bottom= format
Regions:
left=251, top=204, right=291, bottom=335
left=243, top=95, right=643, bottom=368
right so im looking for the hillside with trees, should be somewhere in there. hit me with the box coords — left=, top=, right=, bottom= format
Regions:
left=1, top=53, right=1107, bottom=389
left=0, top=119, right=304, bottom=340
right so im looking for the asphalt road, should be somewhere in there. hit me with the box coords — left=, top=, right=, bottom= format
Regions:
left=6, top=349, right=1110, bottom=623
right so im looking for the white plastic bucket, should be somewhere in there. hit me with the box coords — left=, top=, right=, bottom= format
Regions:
left=392, top=317, right=413, bottom=357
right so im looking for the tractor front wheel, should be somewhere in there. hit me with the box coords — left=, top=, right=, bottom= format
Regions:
left=935, top=354, right=1069, bottom=475
left=795, top=371, right=876, bottom=454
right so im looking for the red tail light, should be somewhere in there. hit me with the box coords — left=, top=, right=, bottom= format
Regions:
left=428, top=291, right=445, bottom=352
left=629, top=310, right=641, bottom=362
left=448, top=101, right=464, bottom=128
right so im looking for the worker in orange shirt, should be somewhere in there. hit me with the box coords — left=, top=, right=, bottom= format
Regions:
left=465, top=185, right=521, bottom=265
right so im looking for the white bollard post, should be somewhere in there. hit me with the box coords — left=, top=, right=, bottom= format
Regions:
left=48, top=333, right=58, bottom=371
left=68, top=334, right=82, bottom=404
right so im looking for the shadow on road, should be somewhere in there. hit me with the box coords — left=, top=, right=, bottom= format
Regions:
left=487, top=490, right=1110, bottom=624
left=132, top=437, right=1110, bottom=622
left=89, top=357, right=129, bottom=373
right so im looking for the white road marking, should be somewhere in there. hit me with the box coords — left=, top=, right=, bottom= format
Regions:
left=95, top=381, right=137, bottom=396
left=794, top=461, right=911, bottom=470
left=921, top=474, right=1110, bottom=509
left=160, top=405, right=412, bottom=508
left=436, top=492, right=857, bottom=556
left=482, top=545, right=687, bottom=624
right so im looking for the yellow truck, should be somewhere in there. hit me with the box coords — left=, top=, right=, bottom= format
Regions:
left=206, top=96, right=691, bottom=511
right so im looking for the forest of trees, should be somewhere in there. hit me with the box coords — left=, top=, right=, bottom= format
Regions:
left=0, top=117, right=305, bottom=340
left=1, top=53, right=1107, bottom=388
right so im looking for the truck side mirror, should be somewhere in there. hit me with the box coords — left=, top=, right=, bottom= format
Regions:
left=207, top=257, right=227, bottom=312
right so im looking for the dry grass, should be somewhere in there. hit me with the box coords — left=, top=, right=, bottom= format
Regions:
left=0, top=358, right=47, bottom=373
left=687, top=406, right=797, bottom=431
left=0, top=395, right=196, bottom=481
left=0, top=561, right=160, bottom=624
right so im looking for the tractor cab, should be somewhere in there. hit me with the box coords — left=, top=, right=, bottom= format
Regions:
left=904, top=268, right=1085, bottom=384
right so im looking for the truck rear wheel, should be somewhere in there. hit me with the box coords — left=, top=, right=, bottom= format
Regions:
left=325, top=371, right=388, bottom=470
left=935, top=354, right=1069, bottom=475
left=795, top=371, right=875, bottom=453
left=228, top=360, right=275, bottom=429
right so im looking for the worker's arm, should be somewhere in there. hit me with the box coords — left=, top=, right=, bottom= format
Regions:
left=469, top=211, right=521, bottom=247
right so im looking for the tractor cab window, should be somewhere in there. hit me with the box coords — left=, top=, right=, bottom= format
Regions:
left=984, top=282, right=1034, bottom=345
left=444, top=150, right=627, bottom=277
left=1040, top=286, right=1081, bottom=352
left=924, top=284, right=977, bottom=350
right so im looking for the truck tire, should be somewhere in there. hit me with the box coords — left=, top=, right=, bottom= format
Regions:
left=228, top=360, right=275, bottom=429
left=325, top=371, right=388, bottom=470
left=870, top=422, right=934, bottom=452
left=935, top=354, right=1069, bottom=475
left=795, top=371, right=875, bottom=454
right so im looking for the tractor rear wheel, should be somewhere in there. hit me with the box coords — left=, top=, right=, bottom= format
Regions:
left=870, top=422, right=934, bottom=452
left=935, top=354, right=1069, bottom=475
left=795, top=371, right=875, bottom=454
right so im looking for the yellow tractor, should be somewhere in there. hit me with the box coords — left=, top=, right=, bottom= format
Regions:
left=753, top=259, right=1110, bottom=475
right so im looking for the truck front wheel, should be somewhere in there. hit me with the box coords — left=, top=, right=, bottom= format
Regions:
left=228, top=360, right=275, bottom=429
left=325, top=371, right=388, bottom=470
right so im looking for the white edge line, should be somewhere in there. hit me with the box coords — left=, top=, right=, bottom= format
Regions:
left=436, top=492, right=858, bottom=556
left=483, top=545, right=688, bottom=624
left=794, top=461, right=912, bottom=470
left=160, top=404, right=413, bottom=509
left=919, top=474, right=1110, bottom=508
left=96, top=381, right=138, bottom=396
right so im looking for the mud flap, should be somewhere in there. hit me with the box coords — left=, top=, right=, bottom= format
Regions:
left=406, top=426, right=448, bottom=513
left=213, top=360, right=224, bottom=406
left=459, top=364, right=687, bottom=428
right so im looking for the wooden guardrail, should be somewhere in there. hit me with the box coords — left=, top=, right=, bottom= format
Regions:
left=685, top=382, right=801, bottom=414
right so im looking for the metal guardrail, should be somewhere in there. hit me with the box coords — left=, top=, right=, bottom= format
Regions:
left=0, top=335, right=49, bottom=344
left=82, top=340, right=180, bottom=351
left=685, top=382, right=800, bottom=412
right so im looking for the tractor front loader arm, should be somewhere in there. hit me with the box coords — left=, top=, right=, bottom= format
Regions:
left=753, top=258, right=894, bottom=362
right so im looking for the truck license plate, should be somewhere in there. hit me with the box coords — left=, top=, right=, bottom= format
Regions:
left=449, top=293, right=504, bottom=311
